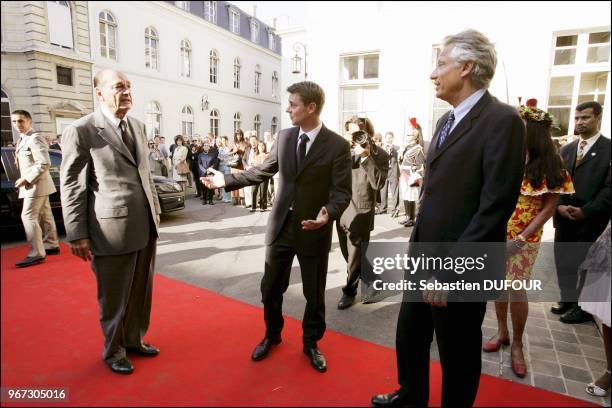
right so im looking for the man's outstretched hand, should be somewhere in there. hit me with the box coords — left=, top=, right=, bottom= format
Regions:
left=301, top=206, right=329, bottom=231
left=201, top=168, right=226, bottom=189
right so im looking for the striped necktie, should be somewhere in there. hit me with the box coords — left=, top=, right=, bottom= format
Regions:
left=436, top=111, right=455, bottom=149
left=575, top=139, right=587, bottom=167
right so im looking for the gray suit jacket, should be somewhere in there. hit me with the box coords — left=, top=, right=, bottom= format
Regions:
left=15, top=129, right=57, bottom=198
left=60, top=110, right=161, bottom=256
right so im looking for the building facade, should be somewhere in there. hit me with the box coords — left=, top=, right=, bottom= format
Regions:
left=1, top=0, right=94, bottom=146
left=88, top=1, right=283, bottom=142
left=278, top=2, right=611, bottom=145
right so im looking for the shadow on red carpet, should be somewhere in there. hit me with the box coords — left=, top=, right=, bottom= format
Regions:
left=1, top=244, right=595, bottom=407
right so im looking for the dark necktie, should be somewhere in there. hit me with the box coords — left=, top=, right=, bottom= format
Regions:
left=575, top=139, right=588, bottom=167
left=297, top=133, right=309, bottom=168
left=436, top=111, right=455, bottom=149
left=119, top=119, right=137, bottom=160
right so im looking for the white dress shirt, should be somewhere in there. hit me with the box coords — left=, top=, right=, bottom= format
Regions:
left=297, top=121, right=323, bottom=156
left=449, top=88, right=487, bottom=133
left=577, top=132, right=602, bottom=157
left=100, top=105, right=124, bottom=140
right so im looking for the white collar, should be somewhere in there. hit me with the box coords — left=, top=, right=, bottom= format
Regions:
left=100, top=105, right=123, bottom=129
left=579, top=131, right=601, bottom=146
left=299, top=121, right=323, bottom=142
left=451, top=88, right=486, bottom=126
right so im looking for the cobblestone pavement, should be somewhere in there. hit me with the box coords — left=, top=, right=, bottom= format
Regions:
left=155, top=193, right=608, bottom=406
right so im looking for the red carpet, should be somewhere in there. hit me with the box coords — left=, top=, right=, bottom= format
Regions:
left=1, top=244, right=596, bottom=407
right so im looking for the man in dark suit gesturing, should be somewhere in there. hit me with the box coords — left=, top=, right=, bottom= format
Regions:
left=61, top=69, right=162, bottom=375
left=204, top=81, right=352, bottom=372
left=372, top=30, right=525, bottom=407
left=552, top=101, right=611, bottom=323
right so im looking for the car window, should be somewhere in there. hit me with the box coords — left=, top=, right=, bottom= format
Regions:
left=49, top=151, right=62, bottom=178
left=0, top=149, right=16, bottom=181
left=0, top=154, right=7, bottom=182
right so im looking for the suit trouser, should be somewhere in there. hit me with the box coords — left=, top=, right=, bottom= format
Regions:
left=262, top=211, right=328, bottom=347
left=396, top=301, right=486, bottom=407
left=252, top=179, right=269, bottom=210
left=336, top=222, right=371, bottom=297
left=192, top=168, right=203, bottom=196
left=380, top=174, right=399, bottom=212
left=21, top=195, right=58, bottom=257
left=554, top=228, right=590, bottom=303
left=91, top=236, right=157, bottom=363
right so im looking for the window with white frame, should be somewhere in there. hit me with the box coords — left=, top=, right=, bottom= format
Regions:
left=145, top=27, right=159, bottom=70
left=254, top=65, right=261, bottom=94
left=47, top=1, right=73, bottom=49
left=175, top=1, right=189, bottom=11
left=234, top=112, right=241, bottom=134
left=430, top=46, right=452, bottom=136
left=271, top=117, right=278, bottom=135
left=233, top=57, right=241, bottom=89
left=99, top=10, right=117, bottom=60
left=204, top=1, right=217, bottom=23
left=209, top=49, right=219, bottom=84
left=253, top=114, right=261, bottom=138
left=340, top=52, right=379, bottom=83
left=230, top=9, right=240, bottom=34
left=146, top=101, right=162, bottom=138
left=210, top=109, right=220, bottom=137
left=268, top=30, right=276, bottom=51
left=272, top=71, right=278, bottom=98
left=250, top=19, right=259, bottom=43
left=181, top=105, right=194, bottom=137
left=180, top=39, right=191, bottom=78
left=548, top=29, right=610, bottom=136
left=340, top=87, right=380, bottom=135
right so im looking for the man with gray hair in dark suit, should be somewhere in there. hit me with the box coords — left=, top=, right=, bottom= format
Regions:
left=373, top=29, right=525, bottom=407
left=61, top=68, right=162, bottom=375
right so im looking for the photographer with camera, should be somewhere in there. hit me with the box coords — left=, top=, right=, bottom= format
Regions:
left=336, top=129, right=389, bottom=309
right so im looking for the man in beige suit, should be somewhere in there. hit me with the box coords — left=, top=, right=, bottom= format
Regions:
left=12, top=110, right=59, bottom=268
left=60, top=69, right=162, bottom=375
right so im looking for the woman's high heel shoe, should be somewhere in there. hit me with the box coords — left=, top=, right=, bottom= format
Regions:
left=482, top=336, right=510, bottom=352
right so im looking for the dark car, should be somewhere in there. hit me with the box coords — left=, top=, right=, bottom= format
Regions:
left=0, top=147, right=184, bottom=232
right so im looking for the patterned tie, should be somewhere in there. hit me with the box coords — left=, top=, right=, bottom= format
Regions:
left=436, top=111, right=455, bottom=149
left=297, top=133, right=309, bottom=169
left=575, top=139, right=588, bottom=167
left=119, top=119, right=137, bottom=160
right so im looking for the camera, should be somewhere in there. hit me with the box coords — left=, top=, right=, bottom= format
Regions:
left=352, top=130, right=370, bottom=148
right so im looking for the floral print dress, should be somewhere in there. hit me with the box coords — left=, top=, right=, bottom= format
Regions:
left=505, top=172, right=574, bottom=280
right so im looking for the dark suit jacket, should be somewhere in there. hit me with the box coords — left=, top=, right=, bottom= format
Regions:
left=411, top=91, right=525, bottom=244
left=340, top=153, right=388, bottom=236
left=225, top=124, right=352, bottom=255
left=554, top=135, right=611, bottom=241
left=384, top=144, right=400, bottom=179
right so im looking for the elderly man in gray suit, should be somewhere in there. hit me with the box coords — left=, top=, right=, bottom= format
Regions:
left=12, top=109, right=60, bottom=268
left=60, top=68, right=162, bottom=375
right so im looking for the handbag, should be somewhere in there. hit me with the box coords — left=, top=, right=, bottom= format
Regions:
left=408, top=172, right=422, bottom=187
left=227, top=154, right=241, bottom=168
left=175, top=161, right=190, bottom=175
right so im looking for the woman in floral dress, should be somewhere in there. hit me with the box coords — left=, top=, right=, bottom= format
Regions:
left=483, top=107, right=574, bottom=378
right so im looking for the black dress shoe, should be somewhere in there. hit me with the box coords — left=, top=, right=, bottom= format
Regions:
left=251, top=336, right=281, bottom=361
left=398, top=217, right=409, bottom=225
left=337, top=294, right=356, bottom=310
left=15, top=256, right=45, bottom=268
left=127, top=343, right=160, bottom=357
left=404, top=219, right=415, bottom=227
left=560, top=305, right=593, bottom=324
left=371, top=389, right=409, bottom=407
left=106, top=357, right=134, bottom=375
left=209, top=201, right=214, bottom=205
left=303, top=346, right=326, bottom=372
left=45, top=247, right=61, bottom=255
left=551, top=302, right=573, bottom=315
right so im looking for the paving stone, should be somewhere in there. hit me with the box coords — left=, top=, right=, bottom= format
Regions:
left=554, top=340, right=581, bottom=354
left=580, top=344, right=606, bottom=361
left=577, top=333, right=603, bottom=348
left=547, top=320, right=570, bottom=331
left=481, top=359, right=502, bottom=377
left=526, top=325, right=552, bottom=338
left=529, top=345, right=558, bottom=362
left=530, top=359, right=561, bottom=376
left=525, top=316, right=548, bottom=328
left=529, top=336, right=554, bottom=349
left=585, top=357, right=607, bottom=374
left=561, top=365, right=593, bottom=383
left=533, top=374, right=567, bottom=394
left=572, top=323, right=601, bottom=337
left=556, top=351, right=588, bottom=369
left=551, top=329, right=579, bottom=344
